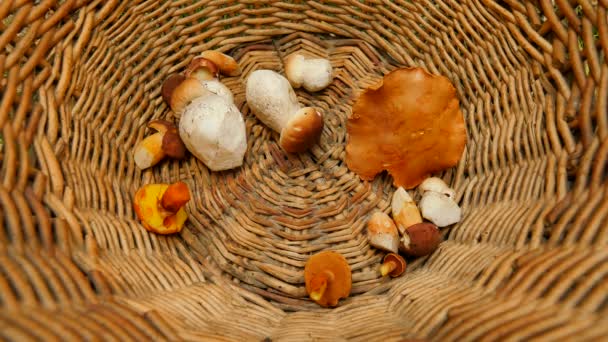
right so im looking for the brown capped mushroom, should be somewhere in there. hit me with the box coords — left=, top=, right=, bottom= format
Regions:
left=399, top=222, right=441, bottom=257
left=246, top=70, right=324, bottom=153
left=184, top=57, right=219, bottom=81
left=200, top=50, right=241, bottom=76
left=304, top=251, right=352, bottom=307
left=380, top=253, right=406, bottom=277
left=367, top=211, right=399, bottom=253
left=345, top=67, right=466, bottom=189
left=134, top=120, right=186, bottom=170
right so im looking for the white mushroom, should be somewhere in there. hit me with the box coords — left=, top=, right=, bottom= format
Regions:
left=418, top=191, right=461, bottom=227
left=419, top=177, right=456, bottom=199
left=367, top=211, right=399, bottom=253
left=185, top=57, right=234, bottom=103
left=245, top=70, right=324, bottom=153
left=162, top=76, right=247, bottom=171
left=285, top=54, right=333, bottom=92
left=391, top=187, right=422, bottom=235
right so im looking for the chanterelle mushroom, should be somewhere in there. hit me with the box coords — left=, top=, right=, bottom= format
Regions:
left=304, top=251, right=351, bottom=307
left=246, top=70, right=324, bottom=153
left=345, top=67, right=466, bottom=189
left=134, top=181, right=191, bottom=235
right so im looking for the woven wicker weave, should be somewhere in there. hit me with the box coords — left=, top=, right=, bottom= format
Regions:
left=1, top=0, right=608, bottom=340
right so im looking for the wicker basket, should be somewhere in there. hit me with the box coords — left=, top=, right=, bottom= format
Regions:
left=1, top=0, right=607, bottom=340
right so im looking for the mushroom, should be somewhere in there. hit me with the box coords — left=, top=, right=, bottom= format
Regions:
left=245, top=70, right=324, bottom=153
left=419, top=177, right=456, bottom=199
left=134, top=181, right=191, bottom=234
left=367, top=211, right=399, bottom=253
left=134, top=120, right=186, bottom=170
left=199, top=50, right=241, bottom=76
left=184, top=57, right=234, bottom=103
left=399, top=222, right=441, bottom=257
left=345, top=67, right=466, bottom=189
left=162, top=76, right=247, bottom=171
left=304, top=251, right=351, bottom=307
left=284, top=53, right=333, bottom=92
left=380, top=253, right=406, bottom=277
left=418, top=191, right=462, bottom=227
left=391, top=187, right=422, bottom=235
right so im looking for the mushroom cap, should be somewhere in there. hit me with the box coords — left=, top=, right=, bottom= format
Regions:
left=200, top=50, right=241, bottom=76
left=245, top=70, right=301, bottom=133
left=419, top=177, right=455, bottom=199
left=382, top=253, right=407, bottom=277
left=345, top=67, right=466, bottom=189
left=179, top=95, right=247, bottom=171
left=284, top=54, right=306, bottom=88
left=148, top=120, right=187, bottom=159
left=134, top=184, right=189, bottom=235
left=304, top=251, right=352, bottom=307
left=367, top=211, right=399, bottom=253
left=184, top=57, right=219, bottom=81
left=169, top=77, right=211, bottom=115
left=161, top=74, right=186, bottom=107
left=400, top=222, right=441, bottom=257
left=419, top=191, right=462, bottom=227
left=279, top=107, right=324, bottom=153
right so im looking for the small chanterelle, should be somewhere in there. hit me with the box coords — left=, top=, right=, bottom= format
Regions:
left=246, top=70, right=324, bottom=153
left=304, top=251, right=352, bottom=307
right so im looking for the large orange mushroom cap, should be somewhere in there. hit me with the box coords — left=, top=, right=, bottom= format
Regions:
left=345, top=67, right=466, bottom=189
left=304, top=251, right=352, bottom=307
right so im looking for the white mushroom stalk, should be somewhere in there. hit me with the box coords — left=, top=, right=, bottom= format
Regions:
left=285, top=54, right=333, bottom=92
left=245, top=70, right=324, bottom=153
left=418, top=177, right=462, bottom=227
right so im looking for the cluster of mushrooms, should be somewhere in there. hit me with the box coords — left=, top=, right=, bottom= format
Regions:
left=131, top=51, right=333, bottom=234
left=130, top=51, right=467, bottom=309
left=304, top=67, right=467, bottom=308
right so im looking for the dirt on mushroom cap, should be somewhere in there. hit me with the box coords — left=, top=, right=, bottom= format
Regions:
left=345, top=67, right=466, bottom=189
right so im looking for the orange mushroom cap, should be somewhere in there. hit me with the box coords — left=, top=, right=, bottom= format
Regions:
left=345, top=67, right=466, bottom=189
left=380, top=253, right=406, bottom=277
left=304, top=251, right=351, bottom=307
left=133, top=182, right=190, bottom=235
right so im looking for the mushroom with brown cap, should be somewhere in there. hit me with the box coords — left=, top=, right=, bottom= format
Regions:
left=391, top=187, right=422, bottom=235
left=345, top=67, right=466, bottom=189
left=380, top=253, right=406, bottom=277
left=134, top=120, right=186, bottom=170
left=161, top=75, right=247, bottom=171
left=134, top=181, right=191, bottom=235
left=183, top=57, right=234, bottom=103
left=399, top=222, right=442, bottom=257
left=245, top=70, right=324, bottom=153
left=304, top=251, right=352, bottom=307
left=284, top=53, right=333, bottom=92
left=367, top=211, right=399, bottom=253
left=199, top=50, right=241, bottom=76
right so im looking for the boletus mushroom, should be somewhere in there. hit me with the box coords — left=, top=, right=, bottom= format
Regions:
left=184, top=57, right=234, bottom=103
left=304, top=251, right=351, bottom=307
left=345, top=67, right=466, bottom=189
left=380, top=253, right=406, bottom=277
left=134, top=181, right=191, bottom=234
left=284, top=53, right=333, bottom=92
left=418, top=177, right=461, bottom=227
left=367, top=211, right=399, bottom=253
left=399, top=222, right=442, bottom=257
left=133, top=120, right=186, bottom=170
left=245, top=70, right=324, bottom=153
left=391, top=187, right=422, bottom=235
left=161, top=75, right=247, bottom=171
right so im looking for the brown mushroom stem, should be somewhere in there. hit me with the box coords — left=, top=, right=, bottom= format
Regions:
left=380, top=260, right=398, bottom=277
left=160, top=181, right=191, bottom=213
left=309, top=270, right=334, bottom=301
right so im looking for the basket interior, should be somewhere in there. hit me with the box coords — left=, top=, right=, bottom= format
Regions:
left=1, top=0, right=608, bottom=340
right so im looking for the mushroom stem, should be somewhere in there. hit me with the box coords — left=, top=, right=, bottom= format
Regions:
left=380, top=260, right=397, bottom=277
left=160, top=181, right=191, bottom=213
left=309, top=270, right=333, bottom=301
